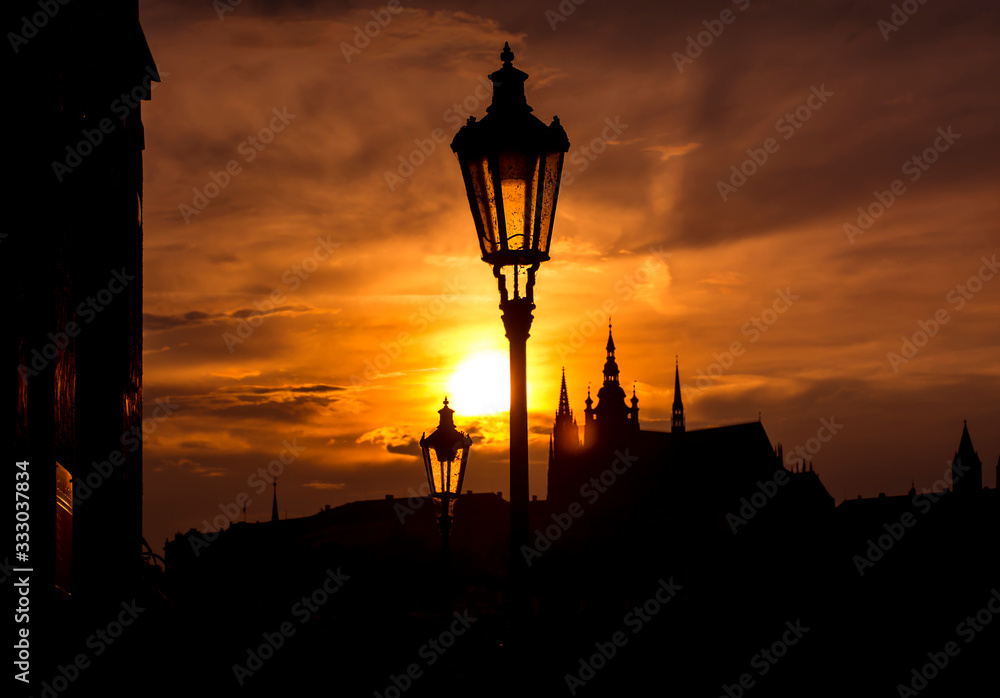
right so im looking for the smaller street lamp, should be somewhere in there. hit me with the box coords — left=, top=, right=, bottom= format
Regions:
left=419, top=397, right=473, bottom=570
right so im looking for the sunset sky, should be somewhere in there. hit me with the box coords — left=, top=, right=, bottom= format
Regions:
left=138, top=0, right=999, bottom=553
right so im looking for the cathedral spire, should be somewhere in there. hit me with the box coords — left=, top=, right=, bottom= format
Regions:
left=602, top=321, right=620, bottom=384
left=558, top=366, right=571, bottom=416
left=952, top=420, right=983, bottom=494
left=552, top=368, right=580, bottom=462
left=271, top=480, right=279, bottom=522
left=672, top=356, right=685, bottom=433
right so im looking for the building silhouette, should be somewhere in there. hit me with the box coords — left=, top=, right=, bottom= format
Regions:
left=157, top=327, right=997, bottom=697
left=11, top=1, right=160, bottom=689
left=582, top=323, right=640, bottom=447
left=953, top=419, right=983, bottom=495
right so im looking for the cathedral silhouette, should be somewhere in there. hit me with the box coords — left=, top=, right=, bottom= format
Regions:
left=157, top=324, right=997, bottom=697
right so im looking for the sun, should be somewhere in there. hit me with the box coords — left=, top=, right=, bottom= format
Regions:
left=447, top=351, right=511, bottom=417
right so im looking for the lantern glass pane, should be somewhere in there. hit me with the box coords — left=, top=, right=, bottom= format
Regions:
left=537, top=151, right=564, bottom=256
left=435, top=459, right=449, bottom=497
left=452, top=446, right=466, bottom=494
left=468, top=156, right=500, bottom=256
left=431, top=453, right=464, bottom=496
left=498, top=151, right=535, bottom=254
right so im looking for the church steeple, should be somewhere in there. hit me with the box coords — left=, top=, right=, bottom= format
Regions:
left=271, top=480, right=279, bottom=522
left=558, top=367, right=571, bottom=417
left=672, top=357, right=685, bottom=434
left=602, top=321, right=620, bottom=384
left=553, top=367, right=579, bottom=457
left=952, top=420, right=982, bottom=495
left=590, top=321, right=637, bottom=444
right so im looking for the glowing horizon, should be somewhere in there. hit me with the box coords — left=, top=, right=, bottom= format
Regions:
left=138, top=1, right=1000, bottom=554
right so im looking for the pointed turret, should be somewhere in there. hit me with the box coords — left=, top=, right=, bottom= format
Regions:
left=952, top=420, right=983, bottom=495
left=602, top=322, right=620, bottom=384
left=553, top=367, right=579, bottom=458
left=558, top=367, right=571, bottom=417
left=583, top=383, right=596, bottom=446
left=591, top=321, right=636, bottom=442
left=627, top=383, right=640, bottom=428
left=671, top=357, right=685, bottom=434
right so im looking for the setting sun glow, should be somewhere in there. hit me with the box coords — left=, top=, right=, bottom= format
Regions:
left=447, top=351, right=511, bottom=416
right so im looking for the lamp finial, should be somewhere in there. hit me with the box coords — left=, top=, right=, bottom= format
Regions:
left=501, top=42, right=514, bottom=65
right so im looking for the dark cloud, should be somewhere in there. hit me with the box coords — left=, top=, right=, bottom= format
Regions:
left=386, top=439, right=421, bottom=456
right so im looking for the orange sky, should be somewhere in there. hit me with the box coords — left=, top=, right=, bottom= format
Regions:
left=138, top=0, right=1000, bottom=553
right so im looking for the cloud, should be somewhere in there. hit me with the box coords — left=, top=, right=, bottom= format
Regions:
left=644, top=142, right=701, bottom=162
left=357, top=426, right=421, bottom=456
left=303, top=481, right=347, bottom=490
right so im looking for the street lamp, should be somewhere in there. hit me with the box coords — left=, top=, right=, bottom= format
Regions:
left=450, top=42, right=569, bottom=612
left=419, top=397, right=473, bottom=570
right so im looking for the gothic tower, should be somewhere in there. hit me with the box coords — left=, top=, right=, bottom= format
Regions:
left=951, top=420, right=983, bottom=495
left=672, top=358, right=685, bottom=433
left=584, top=384, right=596, bottom=447
left=587, top=322, right=639, bottom=446
left=553, top=367, right=580, bottom=458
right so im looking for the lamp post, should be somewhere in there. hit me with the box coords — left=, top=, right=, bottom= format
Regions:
left=450, top=43, right=569, bottom=620
left=419, top=397, right=473, bottom=571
